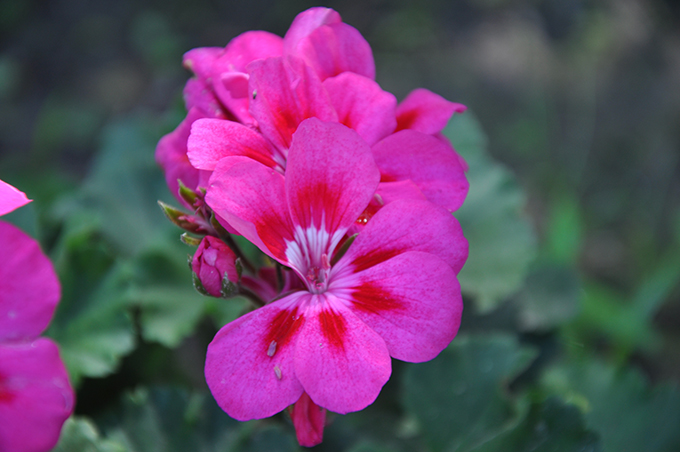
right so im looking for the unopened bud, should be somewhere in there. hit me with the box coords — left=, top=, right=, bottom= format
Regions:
left=191, top=236, right=239, bottom=297
left=288, top=392, right=326, bottom=447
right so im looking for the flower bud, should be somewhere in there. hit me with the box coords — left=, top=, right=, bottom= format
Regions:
left=191, top=236, right=239, bottom=297
left=288, top=392, right=326, bottom=447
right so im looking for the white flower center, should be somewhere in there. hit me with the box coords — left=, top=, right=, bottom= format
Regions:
left=285, top=225, right=344, bottom=294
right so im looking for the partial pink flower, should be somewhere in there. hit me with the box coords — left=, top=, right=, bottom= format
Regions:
left=288, top=392, right=326, bottom=447
left=395, top=88, right=466, bottom=135
left=0, top=338, right=73, bottom=452
left=203, top=118, right=465, bottom=421
left=192, top=236, right=240, bottom=297
left=0, top=179, right=31, bottom=216
left=0, top=220, right=74, bottom=452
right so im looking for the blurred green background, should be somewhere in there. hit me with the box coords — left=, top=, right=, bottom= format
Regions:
left=1, top=0, right=679, bottom=451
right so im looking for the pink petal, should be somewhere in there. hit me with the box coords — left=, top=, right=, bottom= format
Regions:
left=286, top=118, right=380, bottom=233
left=220, top=31, right=284, bottom=73
left=0, top=221, right=60, bottom=342
left=323, top=72, right=396, bottom=145
left=283, top=7, right=342, bottom=56
left=0, top=338, right=74, bottom=452
left=376, top=180, right=427, bottom=205
left=183, top=78, right=227, bottom=119
left=372, top=130, right=469, bottom=212
left=155, top=107, right=211, bottom=208
left=247, top=56, right=337, bottom=152
left=288, top=392, right=326, bottom=447
left=183, top=47, right=223, bottom=79
left=206, top=157, right=294, bottom=263
left=0, top=180, right=31, bottom=216
left=346, top=251, right=463, bottom=362
left=294, top=296, right=391, bottom=414
left=187, top=118, right=278, bottom=171
left=395, top=88, right=466, bottom=135
left=205, top=294, right=306, bottom=420
left=343, top=199, right=468, bottom=274
left=295, top=23, right=375, bottom=81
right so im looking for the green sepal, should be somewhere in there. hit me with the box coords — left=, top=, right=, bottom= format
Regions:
left=192, top=272, right=211, bottom=297
left=332, top=233, right=358, bottom=265
left=180, top=233, right=202, bottom=246
left=157, top=201, right=203, bottom=233
left=177, top=179, right=198, bottom=207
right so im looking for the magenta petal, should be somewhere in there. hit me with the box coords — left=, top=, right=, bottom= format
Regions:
left=296, top=22, right=375, bottom=81
left=183, top=47, right=223, bottom=79
left=343, top=199, right=468, bottom=274
left=205, top=295, right=306, bottom=420
left=0, top=180, right=31, bottom=216
left=188, top=118, right=278, bottom=171
left=155, top=107, right=211, bottom=207
left=0, top=338, right=74, bottom=452
left=183, top=78, right=227, bottom=119
left=324, top=72, right=396, bottom=145
left=247, top=56, right=337, bottom=152
left=373, top=130, right=469, bottom=212
left=294, top=296, right=391, bottom=414
left=220, top=31, right=284, bottom=72
left=376, top=180, right=427, bottom=205
left=286, top=118, right=380, bottom=233
left=347, top=251, right=463, bottom=362
left=395, top=88, right=466, bottom=135
left=206, top=157, right=294, bottom=263
left=283, top=7, right=341, bottom=56
left=0, top=221, right=60, bottom=342
left=289, top=392, right=326, bottom=447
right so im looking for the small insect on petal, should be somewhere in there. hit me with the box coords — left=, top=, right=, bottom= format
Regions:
left=267, top=340, right=277, bottom=357
left=274, top=365, right=282, bottom=380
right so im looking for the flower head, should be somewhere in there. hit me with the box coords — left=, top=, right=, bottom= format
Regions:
left=203, top=118, right=466, bottom=420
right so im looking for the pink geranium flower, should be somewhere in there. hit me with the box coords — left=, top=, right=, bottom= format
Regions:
left=203, top=119, right=466, bottom=427
left=0, top=181, right=74, bottom=452
left=0, top=179, right=31, bottom=216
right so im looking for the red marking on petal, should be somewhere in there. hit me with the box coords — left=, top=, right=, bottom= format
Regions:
left=293, top=182, right=340, bottom=230
left=319, top=309, right=346, bottom=350
left=0, top=374, right=15, bottom=403
left=351, top=281, right=403, bottom=314
left=263, top=307, right=305, bottom=356
left=395, top=109, right=418, bottom=132
left=350, top=248, right=404, bottom=273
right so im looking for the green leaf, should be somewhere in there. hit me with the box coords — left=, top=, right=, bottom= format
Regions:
left=515, top=262, right=581, bottom=332
left=124, top=235, right=207, bottom=347
left=469, top=398, right=601, bottom=452
left=51, top=417, right=128, bottom=452
left=542, top=358, right=680, bottom=452
left=100, top=387, right=283, bottom=452
left=444, top=113, right=537, bottom=312
left=46, top=222, right=135, bottom=385
left=402, top=334, right=537, bottom=452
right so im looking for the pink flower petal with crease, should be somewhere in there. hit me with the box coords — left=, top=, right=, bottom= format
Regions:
left=324, top=73, right=396, bottom=146
left=155, top=107, right=211, bottom=207
left=286, top=118, right=380, bottom=233
left=294, top=296, right=391, bottom=414
left=183, top=78, right=227, bottom=119
left=188, top=118, right=278, bottom=171
left=345, top=251, right=463, bottom=362
left=373, top=130, right=469, bottom=212
left=0, top=338, right=74, bottom=452
left=343, top=199, right=468, bottom=274
left=207, top=157, right=293, bottom=263
left=205, top=295, right=306, bottom=421
left=283, top=7, right=341, bottom=56
left=0, top=180, right=31, bottom=216
left=0, top=221, right=60, bottom=342
left=296, top=23, right=375, bottom=81
left=247, top=56, right=337, bottom=152
left=396, top=88, right=466, bottom=135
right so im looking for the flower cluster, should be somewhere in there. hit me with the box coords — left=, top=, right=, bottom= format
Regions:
left=157, top=7, right=468, bottom=447
left=0, top=180, right=74, bottom=452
